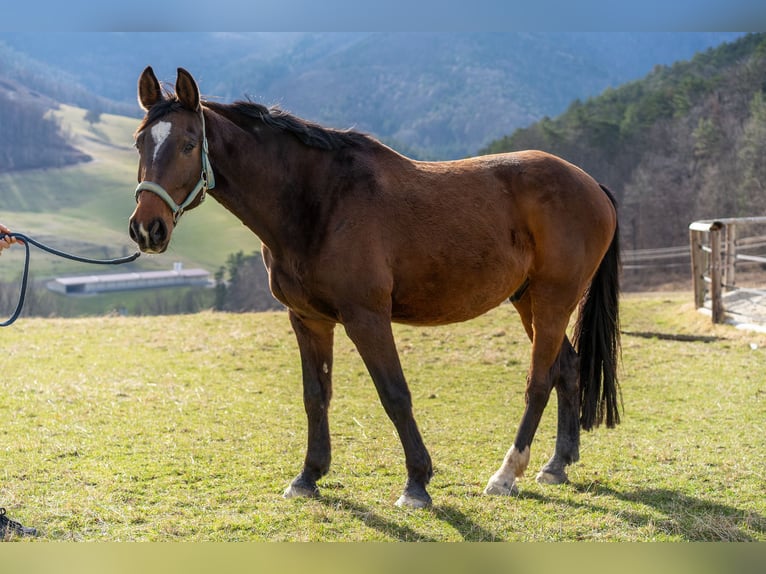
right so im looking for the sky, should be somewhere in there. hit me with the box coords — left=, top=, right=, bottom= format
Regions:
left=1, top=1, right=763, bottom=32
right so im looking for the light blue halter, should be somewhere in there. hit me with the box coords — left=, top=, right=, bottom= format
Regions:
left=134, top=108, right=216, bottom=223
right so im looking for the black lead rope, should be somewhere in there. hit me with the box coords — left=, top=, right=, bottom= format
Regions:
left=1, top=232, right=140, bottom=327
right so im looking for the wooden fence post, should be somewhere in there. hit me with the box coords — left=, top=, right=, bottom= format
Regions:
left=724, top=222, right=736, bottom=292
left=689, top=227, right=704, bottom=309
left=709, top=222, right=724, bottom=323
left=690, top=215, right=766, bottom=326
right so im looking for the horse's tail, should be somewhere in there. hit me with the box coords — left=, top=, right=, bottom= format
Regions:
left=574, top=184, right=622, bottom=431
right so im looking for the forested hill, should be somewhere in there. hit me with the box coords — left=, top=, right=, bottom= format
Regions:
left=0, top=32, right=743, bottom=160
left=0, top=78, right=91, bottom=172
left=481, top=33, right=766, bottom=251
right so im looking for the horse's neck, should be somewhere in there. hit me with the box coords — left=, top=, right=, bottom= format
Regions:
left=205, top=112, right=327, bottom=255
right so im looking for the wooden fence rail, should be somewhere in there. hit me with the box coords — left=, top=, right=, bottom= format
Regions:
left=689, top=216, right=766, bottom=324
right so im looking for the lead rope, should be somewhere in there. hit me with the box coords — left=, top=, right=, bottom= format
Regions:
left=0, top=232, right=140, bottom=327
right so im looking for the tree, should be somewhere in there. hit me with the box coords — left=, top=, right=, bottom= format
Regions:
left=214, top=251, right=283, bottom=312
left=736, top=91, right=766, bottom=215
left=84, top=107, right=102, bottom=125
left=0, top=88, right=90, bottom=172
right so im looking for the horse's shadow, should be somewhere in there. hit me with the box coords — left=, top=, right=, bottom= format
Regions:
left=316, top=494, right=499, bottom=541
left=319, top=483, right=764, bottom=541
left=522, top=482, right=764, bottom=541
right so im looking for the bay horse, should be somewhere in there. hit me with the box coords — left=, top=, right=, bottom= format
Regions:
left=129, top=67, right=621, bottom=508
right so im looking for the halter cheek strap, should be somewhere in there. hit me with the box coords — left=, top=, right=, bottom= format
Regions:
left=134, top=108, right=216, bottom=224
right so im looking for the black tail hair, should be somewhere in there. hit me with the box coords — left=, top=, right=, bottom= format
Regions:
left=574, top=184, right=622, bottom=430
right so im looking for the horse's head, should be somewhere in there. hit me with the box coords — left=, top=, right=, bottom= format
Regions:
left=129, top=66, right=214, bottom=254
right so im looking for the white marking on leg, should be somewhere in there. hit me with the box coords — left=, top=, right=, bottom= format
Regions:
left=151, top=121, right=172, bottom=162
left=322, top=362, right=329, bottom=374
left=484, top=445, right=530, bottom=496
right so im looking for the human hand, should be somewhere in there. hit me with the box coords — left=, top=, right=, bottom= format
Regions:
left=0, top=224, right=18, bottom=253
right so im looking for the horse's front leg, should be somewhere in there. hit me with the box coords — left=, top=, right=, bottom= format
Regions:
left=283, top=311, right=336, bottom=499
left=342, top=308, right=433, bottom=508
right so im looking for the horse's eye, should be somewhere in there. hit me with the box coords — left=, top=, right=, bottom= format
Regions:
left=183, top=142, right=195, bottom=154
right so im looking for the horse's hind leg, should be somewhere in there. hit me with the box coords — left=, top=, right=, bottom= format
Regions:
left=283, top=311, right=336, bottom=499
left=536, top=337, right=580, bottom=485
left=507, top=288, right=581, bottom=485
left=485, top=286, right=574, bottom=496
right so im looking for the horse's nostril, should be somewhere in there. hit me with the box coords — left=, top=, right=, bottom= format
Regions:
left=128, top=217, right=169, bottom=252
left=129, top=221, right=139, bottom=243
left=149, top=218, right=167, bottom=245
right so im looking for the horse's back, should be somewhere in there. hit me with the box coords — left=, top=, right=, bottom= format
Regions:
left=390, top=149, right=616, bottom=272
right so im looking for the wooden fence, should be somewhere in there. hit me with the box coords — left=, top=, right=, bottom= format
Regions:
left=689, top=216, right=766, bottom=324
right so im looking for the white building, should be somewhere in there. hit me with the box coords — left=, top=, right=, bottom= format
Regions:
left=47, top=263, right=213, bottom=296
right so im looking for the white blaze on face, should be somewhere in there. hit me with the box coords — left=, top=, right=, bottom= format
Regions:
left=150, top=121, right=172, bottom=163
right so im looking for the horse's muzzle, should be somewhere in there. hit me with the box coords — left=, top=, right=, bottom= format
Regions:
left=129, top=217, right=169, bottom=254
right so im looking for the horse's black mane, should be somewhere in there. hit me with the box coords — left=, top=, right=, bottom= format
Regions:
left=207, top=99, right=374, bottom=151
left=137, top=96, right=374, bottom=152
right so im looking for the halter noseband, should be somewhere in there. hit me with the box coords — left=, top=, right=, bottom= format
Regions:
left=134, top=108, right=216, bottom=224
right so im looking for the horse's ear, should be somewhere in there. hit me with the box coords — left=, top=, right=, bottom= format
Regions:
left=175, top=67, right=200, bottom=112
left=138, top=66, right=163, bottom=111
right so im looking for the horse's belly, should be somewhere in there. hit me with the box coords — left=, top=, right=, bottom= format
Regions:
left=390, top=276, right=518, bottom=326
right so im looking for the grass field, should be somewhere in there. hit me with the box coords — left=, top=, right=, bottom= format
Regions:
left=1, top=291, right=764, bottom=542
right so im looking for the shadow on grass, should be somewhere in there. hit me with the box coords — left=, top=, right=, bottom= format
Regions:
left=317, top=494, right=499, bottom=541
left=525, top=482, right=764, bottom=541
left=317, top=494, right=438, bottom=541
left=318, top=483, right=763, bottom=541
left=430, top=505, right=502, bottom=541
left=621, top=330, right=721, bottom=343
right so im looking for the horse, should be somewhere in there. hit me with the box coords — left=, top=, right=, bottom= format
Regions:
left=129, top=67, right=621, bottom=508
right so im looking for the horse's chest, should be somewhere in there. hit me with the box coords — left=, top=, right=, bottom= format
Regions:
left=266, top=261, right=303, bottom=306
left=266, top=259, right=336, bottom=320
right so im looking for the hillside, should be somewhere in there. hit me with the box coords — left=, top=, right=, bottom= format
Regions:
left=0, top=78, right=90, bottom=172
left=481, top=32, right=766, bottom=251
left=0, top=32, right=744, bottom=159
left=0, top=103, right=260, bottom=283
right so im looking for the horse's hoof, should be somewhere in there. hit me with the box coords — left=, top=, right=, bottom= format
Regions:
left=395, top=479, right=432, bottom=508
left=483, top=476, right=519, bottom=496
left=395, top=493, right=431, bottom=509
left=535, top=469, right=569, bottom=485
left=283, top=478, right=319, bottom=499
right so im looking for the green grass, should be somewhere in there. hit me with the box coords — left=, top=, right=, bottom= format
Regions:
left=1, top=292, right=764, bottom=541
left=0, top=104, right=260, bottom=282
